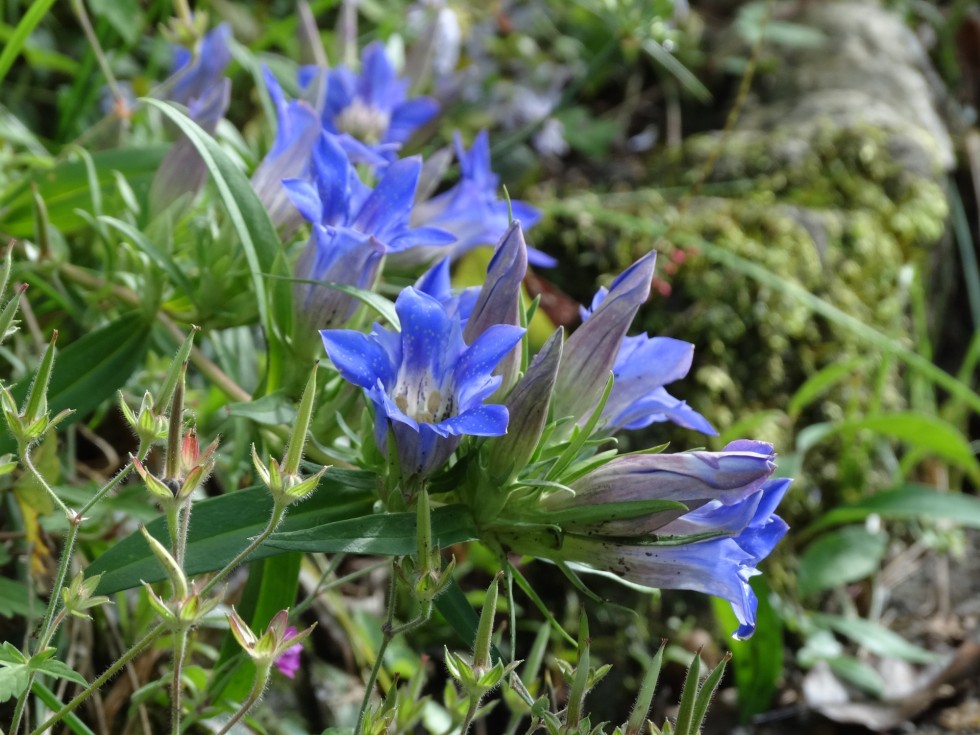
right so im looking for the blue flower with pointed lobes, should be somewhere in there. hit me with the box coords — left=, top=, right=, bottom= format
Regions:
left=152, top=24, right=233, bottom=214
left=552, top=252, right=656, bottom=424
left=410, top=131, right=553, bottom=266
left=309, top=41, right=438, bottom=163
left=169, top=23, right=232, bottom=107
left=151, top=78, right=231, bottom=214
left=578, top=285, right=714, bottom=435
left=321, top=287, right=525, bottom=479
left=251, top=67, right=322, bottom=233
left=543, top=440, right=776, bottom=537
left=414, top=258, right=478, bottom=325
left=515, top=477, right=789, bottom=639
left=283, top=133, right=456, bottom=255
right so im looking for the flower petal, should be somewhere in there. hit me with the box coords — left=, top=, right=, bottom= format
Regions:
left=320, top=330, right=395, bottom=389
left=439, top=404, right=510, bottom=437
left=387, top=97, right=439, bottom=144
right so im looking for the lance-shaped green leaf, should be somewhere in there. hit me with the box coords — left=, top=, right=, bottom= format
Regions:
left=266, top=504, right=479, bottom=555
left=87, top=469, right=377, bottom=594
left=0, top=146, right=168, bottom=238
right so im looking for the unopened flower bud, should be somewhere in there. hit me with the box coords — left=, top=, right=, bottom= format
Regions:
left=552, top=253, right=655, bottom=422
left=140, top=525, right=188, bottom=599
left=486, top=328, right=563, bottom=486
left=463, top=222, right=528, bottom=397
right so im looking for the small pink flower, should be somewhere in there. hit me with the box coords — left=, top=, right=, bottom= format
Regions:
left=274, top=626, right=303, bottom=679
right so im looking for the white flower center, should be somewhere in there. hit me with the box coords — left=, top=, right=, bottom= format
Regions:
left=393, top=375, right=455, bottom=424
left=335, top=99, right=391, bottom=145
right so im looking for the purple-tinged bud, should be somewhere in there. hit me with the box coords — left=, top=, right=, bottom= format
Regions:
left=544, top=441, right=776, bottom=536
left=463, top=221, right=528, bottom=396
left=486, top=328, right=563, bottom=485
left=151, top=79, right=231, bottom=215
left=552, top=253, right=655, bottom=423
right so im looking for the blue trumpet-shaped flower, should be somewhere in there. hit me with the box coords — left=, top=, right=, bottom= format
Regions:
left=284, top=134, right=454, bottom=329
left=321, top=288, right=525, bottom=479
left=168, top=24, right=232, bottom=108
left=507, top=475, right=789, bottom=639
left=411, top=131, right=552, bottom=266
left=251, top=68, right=323, bottom=232
left=582, top=478, right=790, bottom=640
left=301, top=41, right=439, bottom=164
left=544, top=440, right=776, bottom=536
left=152, top=24, right=233, bottom=213
left=582, top=284, right=714, bottom=435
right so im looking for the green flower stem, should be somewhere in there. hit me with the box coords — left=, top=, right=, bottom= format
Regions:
left=457, top=697, right=481, bottom=735
left=69, top=0, right=124, bottom=105
left=165, top=503, right=181, bottom=560
left=21, top=445, right=71, bottom=520
left=199, top=502, right=287, bottom=597
left=215, top=663, right=270, bottom=735
left=9, top=450, right=80, bottom=734
left=176, top=499, right=192, bottom=568
left=9, top=681, right=29, bottom=735
left=354, top=562, right=433, bottom=735
left=79, top=453, right=142, bottom=516
left=29, top=622, right=166, bottom=735
left=171, top=628, right=188, bottom=735
left=11, top=453, right=146, bottom=735
left=291, top=558, right=387, bottom=619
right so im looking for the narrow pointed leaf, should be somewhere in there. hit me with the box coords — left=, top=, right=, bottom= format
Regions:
left=0, top=313, right=152, bottom=454
left=87, top=469, right=378, bottom=594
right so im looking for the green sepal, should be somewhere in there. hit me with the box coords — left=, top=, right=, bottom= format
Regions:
left=139, top=525, right=187, bottom=599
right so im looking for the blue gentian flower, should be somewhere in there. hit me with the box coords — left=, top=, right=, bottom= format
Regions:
left=552, top=252, right=656, bottom=423
left=600, top=477, right=790, bottom=639
left=515, top=474, right=789, bottom=639
left=252, top=68, right=323, bottom=232
left=411, top=131, right=553, bottom=266
left=283, top=134, right=456, bottom=254
left=150, top=24, right=234, bottom=214
left=543, top=440, right=776, bottom=537
left=168, top=24, right=233, bottom=108
left=283, top=134, right=452, bottom=329
left=151, top=78, right=231, bottom=214
left=300, top=41, right=439, bottom=165
left=414, top=258, right=479, bottom=325
left=580, top=287, right=714, bottom=435
left=321, top=287, right=525, bottom=479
